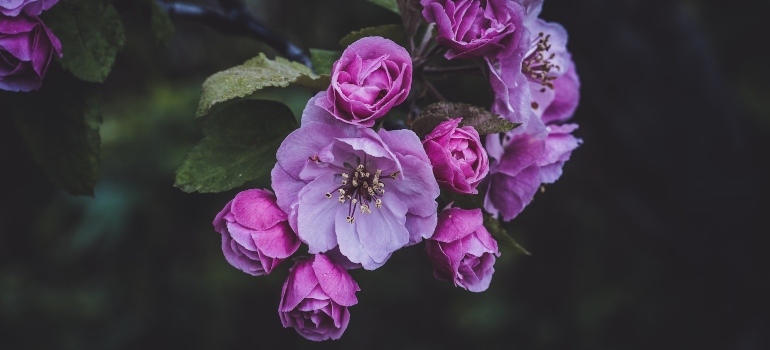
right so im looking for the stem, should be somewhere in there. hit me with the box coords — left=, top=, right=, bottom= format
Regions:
left=423, top=80, right=447, bottom=102
left=156, top=1, right=313, bottom=69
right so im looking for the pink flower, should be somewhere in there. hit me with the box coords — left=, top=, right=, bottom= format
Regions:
left=279, top=254, right=360, bottom=341
left=422, top=118, right=489, bottom=194
left=483, top=123, right=581, bottom=221
left=487, top=16, right=578, bottom=131
left=213, top=189, right=301, bottom=276
left=0, top=12, right=61, bottom=92
left=0, top=0, right=58, bottom=17
left=426, top=207, right=500, bottom=292
left=273, top=92, right=439, bottom=270
left=316, top=36, right=412, bottom=127
left=421, top=0, right=527, bottom=60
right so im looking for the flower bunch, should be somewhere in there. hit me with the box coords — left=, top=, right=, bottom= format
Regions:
left=209, top=0, right=580, bottom=341
left=0, top=0, right=61, bottom=92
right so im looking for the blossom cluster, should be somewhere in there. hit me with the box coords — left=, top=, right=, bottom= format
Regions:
left=212, top=0, right=580, bottom=341
left=0, top=0, right=61, bottom=92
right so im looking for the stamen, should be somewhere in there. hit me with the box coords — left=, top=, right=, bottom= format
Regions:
left=346, top=216, right=355, bottom=223
left=390, top=171, right=400, bottom=179
left=375, top=198, right=382, bottom=208
left=325, top=192, right=332, bottom=199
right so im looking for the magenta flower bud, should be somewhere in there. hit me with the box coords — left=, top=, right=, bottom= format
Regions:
left=213, top=189, right=301, bottom=276
left=0, top=0, right=58, bottom=17
left=316, top=36, right=412, bottom=127
left=422, top=118, right=489, bottom=194
left=0, top=13, right=62, bottom=92
left=279, top=254, right=360, bottom=341
left=426, top=207, right=500, bottom=292
left=421, top=0, right=526, bottom=60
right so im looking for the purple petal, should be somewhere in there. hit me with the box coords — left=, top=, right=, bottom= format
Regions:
left=279, top=258, right=319, bottom=312
left=432, top=207, right=483, bottom=243
left=297, top=173, right=343, bottom=253
left=312, top=253, right=360, bottom=306
left=230, top=189, right=287, bottom=230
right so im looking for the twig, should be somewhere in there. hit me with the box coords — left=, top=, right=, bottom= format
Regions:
left=156, top=0, right=312, bottom=69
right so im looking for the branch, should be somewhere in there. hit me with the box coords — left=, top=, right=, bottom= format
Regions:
left=156, top=1, right=312, bottom=69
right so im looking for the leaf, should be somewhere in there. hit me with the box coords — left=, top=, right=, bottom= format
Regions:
left=366, top=0, right=400, bottom=14
left=12, top=70, right=102, bottom=196
left=175, top=100, right=298, bottom=193
left=396, top=0, right=423, bottom=38
left=41, top=0, right=125, bottom=83
left=483, top=215, right=531, bottom=255
left=148, top=0, right=175, bottom=46
left=309, top=48, right=341, bottom=75
left=339, top=24, right=406, bottom=47
left=412, top=102, right=520, bottom=138
left=196, top=53, right=330, bottom=118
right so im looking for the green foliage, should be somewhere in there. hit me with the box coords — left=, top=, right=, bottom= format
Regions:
left=175, top=100, right=298, bottom=193
left=366, top=0, right=400, bottom=14
left=12, top=71, right=102, bottom=196
left=196, top=53, right=330, bottom=118
left=339, top=24, right=406, bottom=47
left=148, top=0, right=175, bottom=46
left=483, top=215, right=531, bottom=255
left=309, top=48, right=342, bottom=75
left=412, top=102, right=520, bottom=138
left=41, top=0, right=125, bottom=83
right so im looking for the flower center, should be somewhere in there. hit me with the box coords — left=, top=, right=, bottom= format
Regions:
left=522, top=32, right=560, bottom=92
left=323, top=158, right=399, bottom=224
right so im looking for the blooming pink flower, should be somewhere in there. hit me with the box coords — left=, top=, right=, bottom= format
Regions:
left=279, top=254, right=360, bottom=341
left=0, top=12, right=61, bottom=92
left=0, top=0, right=58, bottom=17
left=316, top=36, right=412, bottom=127
left=487, top=16, right=578, bottom=131
left=421, top=0, right=527, bottom=60
left=273, top=92, right=439, bottom=270
left=426, top=207, right=500, bottom=292
left=483, top=123, right=581, bottom=221
left=213, top=189, right=301, bottom=276
left=422, top=118, right=489, bottom=194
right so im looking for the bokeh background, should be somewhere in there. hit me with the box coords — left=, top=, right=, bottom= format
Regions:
left=2, top=0, right=769, bottom=349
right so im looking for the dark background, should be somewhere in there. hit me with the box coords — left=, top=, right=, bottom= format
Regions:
left=1, top=0, right=769, bottom=349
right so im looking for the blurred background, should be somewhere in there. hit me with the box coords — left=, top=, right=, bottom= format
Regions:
left=1, top=0, right=769, bottom=349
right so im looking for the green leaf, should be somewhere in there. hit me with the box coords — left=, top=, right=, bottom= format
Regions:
left=148, top=0, right=175, bottom=46
left=196, top=53, right=330, bottom=118
left=412, top=102, right=520, bottom=138
left=12, top=70, right=102, bottom=196
left=396, top=0, right=423, bottom=38
left=309, top=48, right=341, bottom=75
left=366, top=0, right=400, bottom=14
left=339, top=24, right=406, bottom=47
left=175, top=100, right=298, bottom=193
left=483, top=215, right=531, bottom=255
left=41, top=0, right=125, bottom=83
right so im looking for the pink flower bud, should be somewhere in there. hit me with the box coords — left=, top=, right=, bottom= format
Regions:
left=0, top=13, right=62, bottom=92
left=422, top=118, right=489, bottom=194
left=213, top=189, right=300, bottom=276
left=279, top=254, right=360, bottom=341
left=316, top=36, right=412, bottom=127
left=426, top=207, right=500, bottom=292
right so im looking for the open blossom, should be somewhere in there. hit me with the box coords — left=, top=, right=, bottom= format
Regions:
left=0, top=13, right=62, bottom=92
left=484, top=122, right=581, bottom=221
left=273, top=92, right=439, bottom=270
left=487, top=11, right=577, bottom=132
left=279, top=254, right=360, bottom=341
left=316, top=36, right=412, bottom=127
left=426, top=207, right=500, bottom=292
left=0, top=0, right=57, bottom=16
left=421, top=0, right=526, bottom=60
left=213, top=189, right=301, bottom=276
left=422, top=118, right=489, bottom=194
